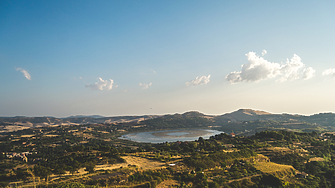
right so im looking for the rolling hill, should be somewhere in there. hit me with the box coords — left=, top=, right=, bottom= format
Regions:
left=2, top=109, right=335, bottom=133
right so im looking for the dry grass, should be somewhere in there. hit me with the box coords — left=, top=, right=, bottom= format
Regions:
left=68, top=129, right=78, bottom=132
left=223, top=149, right=238, bottom=153
left=3, top=125, right=31, bottom=132
left=157, top=179, right=180, bottom=188
left=21, top=135, right=35, bottom=138
left=123, top=156, right=166, bottom=170
left=44, top=135, right=59, bottom=137
left=94, top=163, right=129, bottom=171
left=264, top=147, right=292, bottom=152
left=98, top=131, right=110, bottom=134
left=257, top=147, right=294, bottom=156
left=258, top=147, right=309, bottom=159
left=253, top=161, right=294, bottom=174
left=94, top=156, right=166, bottom=171
left=309, top=157, right=324, bottom=162
left=50, top=156, right=166, bottom=182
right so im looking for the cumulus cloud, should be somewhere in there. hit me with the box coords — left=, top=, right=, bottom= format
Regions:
left=139, top=82, right=152, bottom=89
left=302, top=67, right=316, bottom=80
left=262, top=50, right=267, bottom=56
left=277, top=54, right=305, bottom=82
left=85, top=77, right=116, bottom=90
left=225, top=51, right=315, bottom=83
left=16, top=68, right=31, bottom=80
left=186, top=75, right=211, bottom=86
left=322, top=68, right=335, bottom=77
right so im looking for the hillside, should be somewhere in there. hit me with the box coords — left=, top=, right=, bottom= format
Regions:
left=1, top=118, right=335, bottom=187
left=0, top=115, right=161, bottom=133
left=216, top=109, right=304, bottom=122
left=2, top=109, right=335, bottom=133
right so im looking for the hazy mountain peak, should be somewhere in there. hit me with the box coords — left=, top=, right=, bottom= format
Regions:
left=182, top=111, right=205, bottom=117
left=237, top=109, right=272, bottom=115
left=217, top=109, right=273, bottom=122
left=65, top=115, right=105, bottom=119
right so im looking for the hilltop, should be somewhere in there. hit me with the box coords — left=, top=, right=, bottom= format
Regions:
left=2, top=109, right=335, bottom=133
left=0, top=115, right=161, bottom=133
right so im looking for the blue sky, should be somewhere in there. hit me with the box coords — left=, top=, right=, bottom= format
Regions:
left=1, top=0, right=335, bottom=117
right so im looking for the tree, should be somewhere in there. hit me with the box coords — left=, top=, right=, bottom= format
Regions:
left=72, top=160, right=81, bottom=173
left=189, top=142, right=198, bottom=149
left=68, top=167, right=76, bottom=175
left=26, top=168, right=36, bottom=188
left=15, top=168, right=30, bottom=182
left=208, top=181, right=219, bottom=188
left=33, top=165, right=52, bottom=182
left=198, top=137, right=204, bottom=145
left=0, top=181, right=9, bottom=188
left=56, top=182, right=86, bottom=188
left=53, top=165, right=66, bottom=175
left=85, top=161, right=96, bottom=173
left=221, top=162, right=227, bottom=169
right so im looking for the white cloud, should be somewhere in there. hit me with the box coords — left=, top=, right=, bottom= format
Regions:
left=322, top=68, right=335, bottom=77
left=262, top=50, right=267, bottom=56
left=74, top=76, right=83, bottom=80
left=16, top=68, right=31, bottom=80
left=85, top=77, right=116, bottom=90
left=186, top=75, right=211, bottom=86
left=139, top=82, right=152, bottom=89
left=150, top=69, right=156, bottom=74
left=225, top=51, right=315, bottom=83
left=302, top=67, right=315, bottom=80
left=277, top=54, right=305, bottom=82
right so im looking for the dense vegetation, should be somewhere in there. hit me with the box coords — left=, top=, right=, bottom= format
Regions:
left=3, top=118, right=335, bottom=187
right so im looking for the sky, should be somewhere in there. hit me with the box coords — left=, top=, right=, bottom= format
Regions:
left=1, top=0, right=335, bottom=117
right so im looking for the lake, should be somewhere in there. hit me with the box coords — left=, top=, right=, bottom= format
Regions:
left=119, top=129, right=224, bottom=143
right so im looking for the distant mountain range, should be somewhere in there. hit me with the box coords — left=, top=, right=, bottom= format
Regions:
left=1, top=109, right=335, bottom=133
left=63, top=115, right=106, bottom=119
left=218, top=109, right=335, bottom=126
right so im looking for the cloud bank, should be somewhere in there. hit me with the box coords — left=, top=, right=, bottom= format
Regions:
left=86, top=77, right=116, bottom=90
left=225, top=51, right=315, bottom=83
left=16, top=68, right=31, bottom=80
left=322, top=68, right=335, bottom=77
left=186, top=75, right=211, bottom=86
left=139, top=82, right=152, bottom=89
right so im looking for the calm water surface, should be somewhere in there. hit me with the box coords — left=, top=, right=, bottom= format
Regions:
left=119, top=129, right=224, bottom=143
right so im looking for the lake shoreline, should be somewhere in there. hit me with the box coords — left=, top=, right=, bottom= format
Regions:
left=119, top=129, right=224, bottom=143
